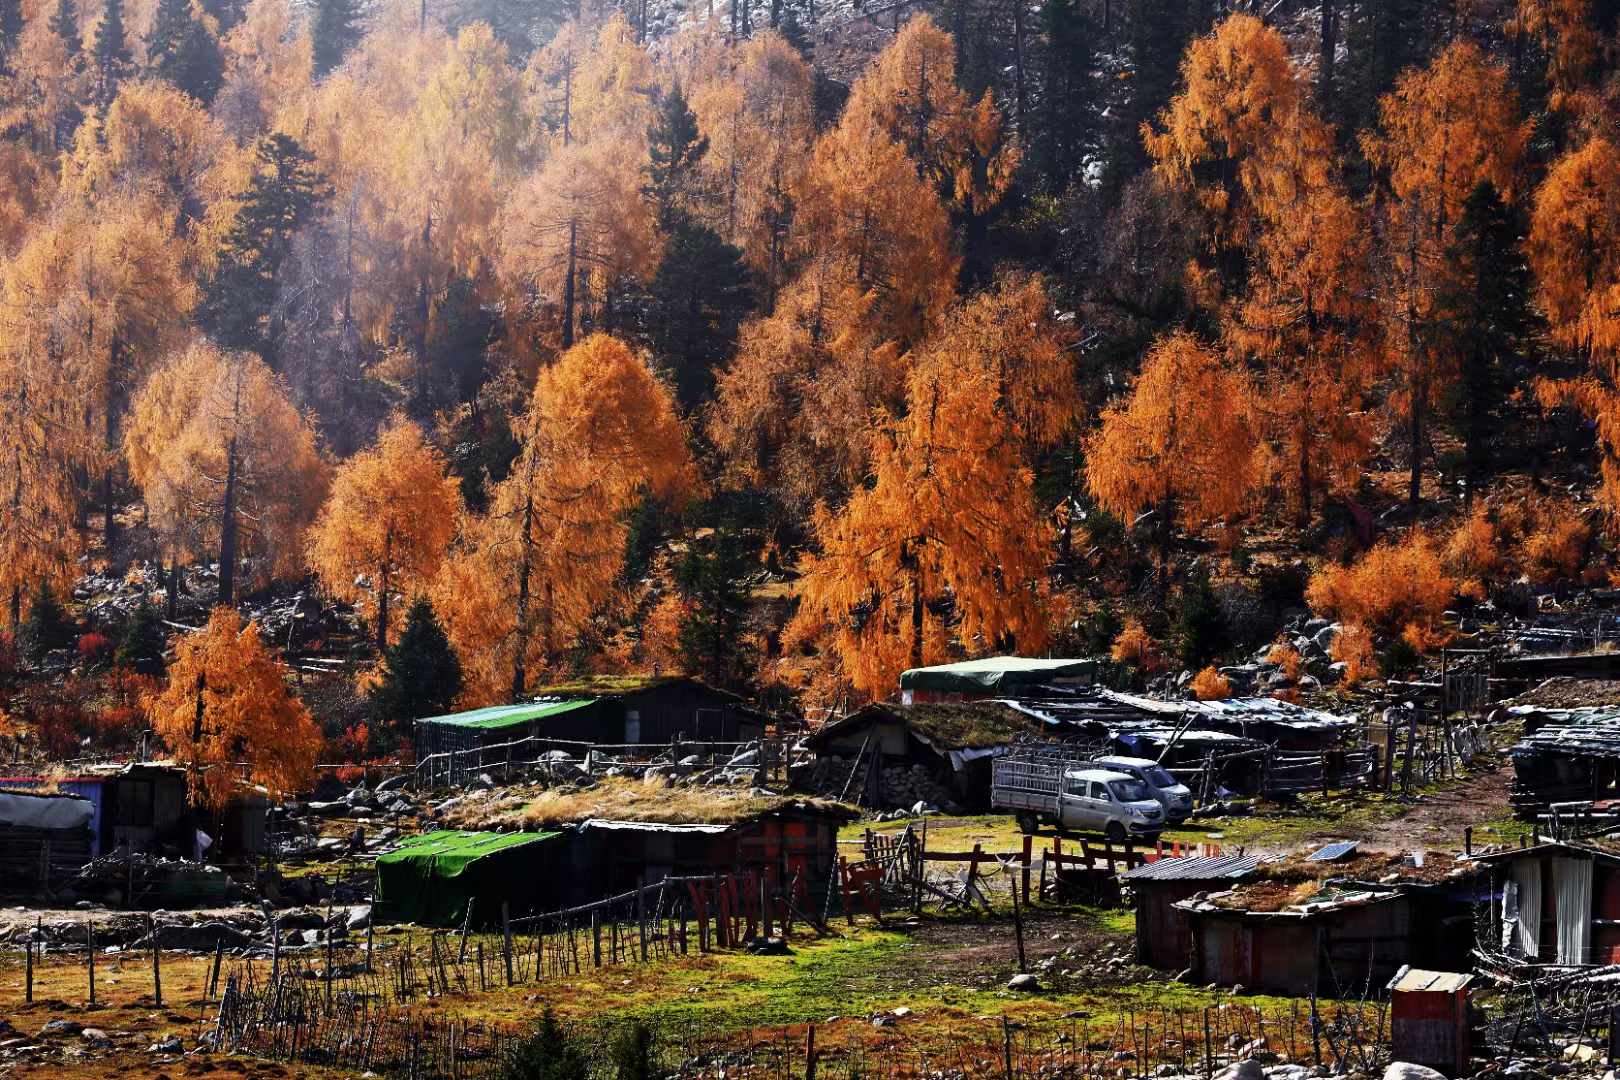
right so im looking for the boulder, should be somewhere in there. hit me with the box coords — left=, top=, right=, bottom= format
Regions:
left=1006, top=973, right=1043, bottom=992
left=1218, top=1061, right=1264, bottom=1080
left=1383, top=1064, right=1447, bottom=1080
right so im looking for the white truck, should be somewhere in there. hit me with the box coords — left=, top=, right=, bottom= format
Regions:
left=992, top=749, right=1167, bottom=841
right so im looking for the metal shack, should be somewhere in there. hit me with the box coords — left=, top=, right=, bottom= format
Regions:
left=1123, top=852, right=1267, bottom=972
left=1167, top=848, right=1481, bottom=995
left=1388, top=967, right=1472, bottom=1074
left=1467, top=839, right=1620, bottom=967
left=0, top=790, right=94, bottom=895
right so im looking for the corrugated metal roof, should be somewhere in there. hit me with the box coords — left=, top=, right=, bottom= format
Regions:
left=1123, top=853, right=1264, bottom=881
left=416, top=698, right=596, bottom=730
left=1389, top=968, right=1472, bottom=993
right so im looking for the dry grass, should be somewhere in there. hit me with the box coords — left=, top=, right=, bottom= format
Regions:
left=445, top=776, right=855, bottom=831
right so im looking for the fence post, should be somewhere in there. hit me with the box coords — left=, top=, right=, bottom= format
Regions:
left=1002, top=1015, right=1015, bottom=1080
left=1021, top=835, right=1032, bottom=905
left=86, top=919, right=95, bottom=1005
left=501, top=902, right=514, bottom=986
left=805, top=1022, right=818, bottom=1080
left=1010, top=874, right=1027, bottom=973
left=25, top=936, right=32, bottom=1003
left=149, top=916, right=163, bottom=1006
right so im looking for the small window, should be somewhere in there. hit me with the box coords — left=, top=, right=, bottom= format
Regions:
left=625, top=713, right=642, bottom=743
left=1089, top=782, right=1110, bottom=800
left=1063, top=777, right=1087, bottom=797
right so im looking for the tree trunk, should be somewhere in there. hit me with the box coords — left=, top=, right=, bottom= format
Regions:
left=167, top=554, right=181, bottom=621
left=104, top=343, right=119, bottom=553
left=908, top=541, right=924, bottom=670
left=218, top=435, right=239, bottom=607
left=510, top=493, right=535, bottom=702
left=1318, top=0, right=1337, bottom=110
left=1012, top=0, right=1027, bottom=135
left=1408, top=377, right=1425, bottom=508
left=376, top=531, right=392, bottom=652
left=1297, top=416, right=1313, bottom=529
left=562, top=217, right=578, bottom=349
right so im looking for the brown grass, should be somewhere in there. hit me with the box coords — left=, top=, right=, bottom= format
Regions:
left=445, top=776, right=855, bottom=831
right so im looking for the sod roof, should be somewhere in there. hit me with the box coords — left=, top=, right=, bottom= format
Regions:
left=807, top=701, right=1037, bottom=751
left=443, top=776, right=857, bottom=832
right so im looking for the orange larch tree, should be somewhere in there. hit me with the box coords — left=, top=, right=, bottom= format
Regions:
left=1144, top=13, right=1302, bottom=299
left=1228, top=106, right=1376, bottom=525
left=1085, top=331, right=1258, bottom=540
left=435, top=334, right=693, bottom=703
left=790, top=319, right=1059, bottom=700
left=125, top=340, right=328, bottom=609
left=1362, top=40, right=1529, bottom=506
left=839, top=13, right=1018, bottom=216
left=1528, top=137, right=1620, bottom=513
left=307, top=415, right=463, bottom=650
left=146, top=606, right=323, bottom=813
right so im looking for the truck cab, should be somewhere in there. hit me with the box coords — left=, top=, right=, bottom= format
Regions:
left=1091, top=755, right=1194, bottom=823
left=1058, top=768, right=1166, bottom=841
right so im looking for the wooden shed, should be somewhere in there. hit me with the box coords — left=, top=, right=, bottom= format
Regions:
left=803, top=701, right=1054, bottom=809
left=1123, top=852, right=1266, bottom=971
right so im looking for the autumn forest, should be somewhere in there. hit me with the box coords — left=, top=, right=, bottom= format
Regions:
left=2, top=0, right=1620, bottom=782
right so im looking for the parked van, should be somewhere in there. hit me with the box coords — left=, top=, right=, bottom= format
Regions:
left=1091, top=755, right=1194, bottom=823
left=992, top=755, right=1166, bottom=841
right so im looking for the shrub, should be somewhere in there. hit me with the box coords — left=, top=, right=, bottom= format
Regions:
left=77, top=632, right=112, bottom=665
left=500, top=1009, right=589, bottom=1080
left=1306, top=531, right=1453, bottom=639
left=1190, top=666, right=1231, bottom=700
left=1331, top=624, right=1377, bottom=686
left=1265, top=642, right=1303, bottom=680
left=1111, top=617, right=1162, bottom=670
left=607, top=1020, right=658, bottom=1080
left=1521, top=508, right=1590, bottom=584
left=1443, top=505, right=1504, bottom=593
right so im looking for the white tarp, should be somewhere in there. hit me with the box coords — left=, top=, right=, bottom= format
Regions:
left=0, top=790, right=94, bottom=831
left=1514, top=858, right=1542, bottom=959
left=1554, top=855, right=1593, bottom=965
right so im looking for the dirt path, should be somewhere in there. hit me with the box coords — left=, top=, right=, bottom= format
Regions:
left=1303, top=762, right=1515, bottom=852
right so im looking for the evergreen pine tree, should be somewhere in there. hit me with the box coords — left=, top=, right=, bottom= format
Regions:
left=368, top=597, right=464, bottom=732
left=645, top=218, right=753, bottom=409
left=311, top=0, right=362, bottom=78
left=115, top=596, right=167, bottom=676
left=48, top=0, right=81, bottom=58
left=1035, top=0, right=1099, bottom=192
left=776, top=7, right=812, bottom=61
left=1340, top=0, right=1430, bottom=135
left=0, top=0, right=24, bottom=69
left=146, top=0, right=222, bottom=103
left=1171, top=567, right=1226, bottom=670
left=92, top=0, right=132, bottom=103
left=1108, top=0, right=1202, bottom=186
left=673, top=496, right=764, bottom=689
left=643, top=84, right=708, bottom=228
left=18, top=583, right=76, bottom=665
left=200, top=133, right=330, bottom=362
left=500, top=1009, right=589, bottom=1080
left=1445, top=181, right=1536, bottom=499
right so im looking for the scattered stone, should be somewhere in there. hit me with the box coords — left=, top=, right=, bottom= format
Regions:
left=1383, top=1063, right=1446, bottom=1080
left=1006, top=973, right=1043, bottom=992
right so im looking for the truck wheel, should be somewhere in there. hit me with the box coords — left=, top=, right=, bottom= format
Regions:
left=1104, top=821, right=1127, bottom=844
left=1015, top=812, right=1039, bottom=835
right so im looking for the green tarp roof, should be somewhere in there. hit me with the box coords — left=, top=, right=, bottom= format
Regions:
left=375, top=830, right=563, bottom=926
left=414, top=698, right=596, bottom=731
left=900, top=656, right=1099, bottom=693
